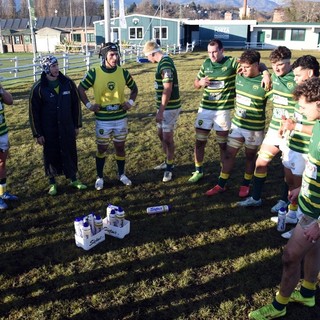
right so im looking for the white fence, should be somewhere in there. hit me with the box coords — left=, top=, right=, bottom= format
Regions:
left=0, top=52, right=99, bottom=85
left=121, top=42, right=195, bottom=64
left=0, top=43, right=195, bottom=86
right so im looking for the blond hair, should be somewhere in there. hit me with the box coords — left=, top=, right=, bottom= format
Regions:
left=143, top=41, right=161, bottom=56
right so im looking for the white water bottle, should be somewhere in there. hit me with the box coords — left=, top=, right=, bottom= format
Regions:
left=277, top=207, right=286, bottom=232
left=81, top=222, right=92, bottom=239
left=146, top=205, right=170, bottom=214
left=116, top=207, right=125, bottom=227
left=109, top=209, right=117, bottom=226
left=94, top=215, right=103, bottom=234
left=74, top=217, right=82, bottom=237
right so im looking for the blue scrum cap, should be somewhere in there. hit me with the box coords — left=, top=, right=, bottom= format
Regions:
left=41, top=55, right=58, bottom=74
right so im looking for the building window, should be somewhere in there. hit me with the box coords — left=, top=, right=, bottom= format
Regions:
left=153, top=27, right=168, bottom=40
left=291, top=29, right=305, bottom=41
left=72, top=33, right=81, bottom=42
left=4, top=36, right=11, bottom=44
left=271, top=29, right=285, bottom=40
left=129, top=27, right=143, bottom=40
left=14, top=36, right=21, bottom=44
left=86, top=33, right=95, bottom=42
left=24, top=35, right=31, bottom=44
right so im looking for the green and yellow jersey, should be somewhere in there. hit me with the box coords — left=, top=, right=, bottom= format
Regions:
left=197, top=56, right=238, bottom=111
left=79, top=65, right=136, bottom=121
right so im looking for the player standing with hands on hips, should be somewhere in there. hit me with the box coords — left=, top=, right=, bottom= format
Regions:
left=78, top=43, right=138, bottom=190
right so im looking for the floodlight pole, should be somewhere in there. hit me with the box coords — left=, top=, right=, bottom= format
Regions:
left=104, top=0, right=111, bottom=43
left=27, top=0, right=37, bottom=81
left=83, top=0, right=88, bottom=55
left=0, top=19, right=3, bottom=54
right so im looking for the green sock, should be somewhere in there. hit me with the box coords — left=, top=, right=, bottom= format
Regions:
left=300, top=280, right=317, bottom=298
left=96, top=156, right=105, bottom=178
left=195, top=162, right=203, bottom=173
left=218, top=172, right=229, bottom=188
left=252, top=174, right=267, bottom=200
left=242, top=173, right=253, bottom=187
left=116, top=156, right=125, bottom=176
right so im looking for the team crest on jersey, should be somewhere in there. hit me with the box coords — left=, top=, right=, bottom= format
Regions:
left=287, top=82, right=295, bottom=90
left=198, top=120, right=203, bottom=126
left=253, top=85, right=259, bottom=91
left=99, top=129, right=104, bottom=135
left=222, top=66, right=227, bottom=72
left=108, top=81, right=115, bottom=91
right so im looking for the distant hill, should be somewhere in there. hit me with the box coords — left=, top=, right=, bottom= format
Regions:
left=122, top=0, right=280, bottom=13
left=15, top=0, right=280, bottom=15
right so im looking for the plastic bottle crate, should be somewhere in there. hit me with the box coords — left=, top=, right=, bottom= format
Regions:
left=75, top=229, right=105, bottom=251
left=102, top=218, right=130, bottom=239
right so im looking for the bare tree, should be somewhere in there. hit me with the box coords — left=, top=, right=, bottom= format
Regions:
left=282, top=0, right=320, bottom=22
left=135, top=0, right=158, bottom=16
left=2, top=0, right=16, bottom=18
left=19, top=0, right=29, bottom=18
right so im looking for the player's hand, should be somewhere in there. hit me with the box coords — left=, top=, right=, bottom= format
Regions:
left=36, top=136, right=45, bottom=146
left=89, top=103, right=100, bottom=112
left=122, top=101, right=132, bottom=111
left=288, top=187, right=300, bottom=202
left=156, top=111, right=164, bottom=123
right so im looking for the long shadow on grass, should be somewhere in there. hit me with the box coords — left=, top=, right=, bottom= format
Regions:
left=0, top=222, right=286, bottom=317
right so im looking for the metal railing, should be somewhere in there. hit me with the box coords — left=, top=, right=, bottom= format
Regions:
left=0, top=52, right=100, bottom=85
left=0, top=43, right=195, bottom=85
left=121, top=42, right=194, bottom=64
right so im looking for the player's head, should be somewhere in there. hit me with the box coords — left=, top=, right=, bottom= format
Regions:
left=293, top=77, right=320, bottom=121
left=269, top=46, right=292, bottom=77
left=239, top=49, right=261, bottom=78
left=101, top=42, right=119, bottom=68
left=41, top=55, right=58, bottom=76
left=207, top=39, right=224, bottom=63
left=143, top=40, right=162, bottom=63
left=239, top=49, right=260, bottom=65
left=292, top=55, right=319, bottom=85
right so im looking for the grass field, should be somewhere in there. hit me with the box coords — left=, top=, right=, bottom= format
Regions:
left=0, top=49, right=319, bottom=319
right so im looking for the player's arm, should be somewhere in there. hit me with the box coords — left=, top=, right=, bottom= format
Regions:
left=280, top=117, right=314, bottom=136
left=0, top=85, right=13, bottom=105
left=77, top=83, right=100, bottom=112
left=194, top=76, right=210, bottom=89
left=156, top=68, right=173, bottom=123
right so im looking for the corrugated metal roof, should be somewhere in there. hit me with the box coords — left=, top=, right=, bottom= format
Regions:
left=1, top=16, right=101, bottom=31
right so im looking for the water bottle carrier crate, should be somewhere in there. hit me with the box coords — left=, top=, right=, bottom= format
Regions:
left=75, top=229, right=105, bottom=251
left=103, top=218, right=130, bottom=239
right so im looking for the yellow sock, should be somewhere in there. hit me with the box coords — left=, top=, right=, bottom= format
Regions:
left=220, top=172, right=230, bottom=180
left=302, top=280, right=317, bottom=290
left=244, top=173, right=253, bottom=180
left=0, top=184, right=6, bottom=196
left=275, top=292, right=290, bottom=305
left=289, top=203, right=298, bottom=211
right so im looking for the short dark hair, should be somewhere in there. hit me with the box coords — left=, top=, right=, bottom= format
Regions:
left=269, top=46, right=291, bottom=63
left=293, top=77, right=320, bottom=102
left=239, top=49, right=261, bottom=64
left=208, top=39, right=223, bottom=50
left=292, top=55, right=320, bottom=77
